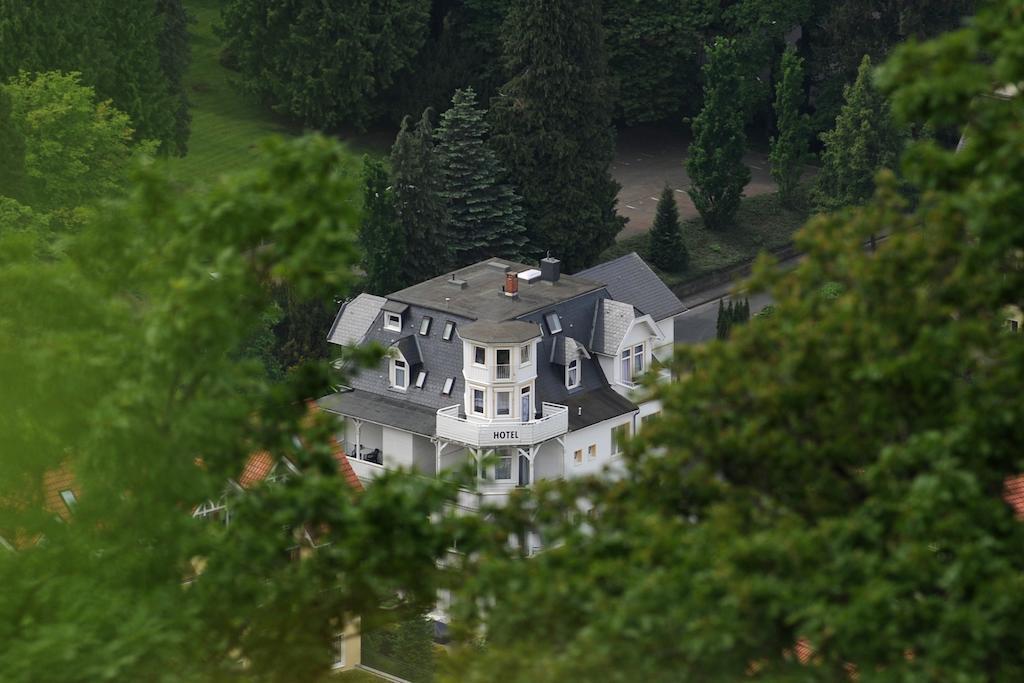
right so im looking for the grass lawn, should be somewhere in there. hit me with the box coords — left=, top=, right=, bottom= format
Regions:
left=163, top=0, right=299, bottom=187
left=602, top=189, right=813, bottom=289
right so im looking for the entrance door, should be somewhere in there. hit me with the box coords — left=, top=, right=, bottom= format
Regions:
left=518, top=453, right=530, bottom=487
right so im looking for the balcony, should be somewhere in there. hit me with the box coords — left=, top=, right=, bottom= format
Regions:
left=436, top=402, right=568, bottom=447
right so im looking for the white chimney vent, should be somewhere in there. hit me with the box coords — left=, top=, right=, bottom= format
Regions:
left=518, top=269, right=542, bottom=283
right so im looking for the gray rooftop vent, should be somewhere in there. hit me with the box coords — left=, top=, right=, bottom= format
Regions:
left=447, top=274, right=468, bottom=289
left=541, top=256, right=561, bottom=283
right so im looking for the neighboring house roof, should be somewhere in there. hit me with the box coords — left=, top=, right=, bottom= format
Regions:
left=42, top=464, right=79, bottom=521
left=1005, top=475, right=1024, bottom=518
left=575, top=252, right=686, bottom=321
left=564, top=386, right=638, bottom=430
left=590, top=298, right=638, bottom=355
left=237, top=451, right=275, bottom=489
left=327, top=293, right=386, bottom=346
left=318, top=388, right=439, bottom=437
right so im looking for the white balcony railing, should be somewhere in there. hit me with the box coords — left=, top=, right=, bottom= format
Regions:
left=436, top=402, right=568, bottom=447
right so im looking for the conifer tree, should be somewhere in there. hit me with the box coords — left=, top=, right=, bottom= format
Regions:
left=435, top=87, right=525, bottom=266
left=769, top=47, right=810, bottom=207
left=360, top=157, right=407, bottom=295
left=686, top=38, right=751, bottom=230
left=814, top=55, right=904, bottom=211
left=490, top=0, right=625, bottom=271
left=390, top=110, right=449, bottom=283
left=716, top=299, right=730, bottom=340
left=649, top=185, right=687, bottom=271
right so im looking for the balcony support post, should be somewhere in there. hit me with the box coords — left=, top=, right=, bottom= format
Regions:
left=353, top=419, right=362, bottom=458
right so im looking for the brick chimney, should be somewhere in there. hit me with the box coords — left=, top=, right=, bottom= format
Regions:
left=504, top=272, right=519, bottom=297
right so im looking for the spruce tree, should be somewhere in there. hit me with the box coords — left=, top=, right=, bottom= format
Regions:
left=390, top=110, right=449, bottom=283
left=435, top=87, right=525, bottom=266
left=648, top=185, right=687, bottom=271
left=360, top=157, right=407, bottom=295
left=814, top=55, right=904, bottom=211
left=769, top=47, right=810, bottom=207
left=716, top=299, right=730, bottom=340
left=686, top=38, right=751, bottom=230
left=490, top=0, right=625, bottom=271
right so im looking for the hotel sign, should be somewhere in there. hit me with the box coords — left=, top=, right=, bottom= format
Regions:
left=492, top=430, right=520, bottom=441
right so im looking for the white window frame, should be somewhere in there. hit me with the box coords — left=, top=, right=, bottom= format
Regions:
left=495, top=348, right=512, bottom=380
left=442, top=320, right=455, bottom=341
left=493, top=452, right=514, bottom=481
left=566, top=359, right=579, bottom=389
left=472, top=388, right=485, bottom=415
left=419, top=316, right=432, bottom=336
left=611, top=422, right=631, bottom=455
left=392, top=358, right=408, bottom=390
left=473, top=345, right=486, bottom=367
left=442, top=377, right=455, bottom=396
left=495, top=390, right=512, bottom=417
left=633, top=343, right=645, bottom=377
left=520, top=342, right=531, bottom=366
left=384, top=312, right=402, bottom=331
left=331, top=632, right=347, bottom=670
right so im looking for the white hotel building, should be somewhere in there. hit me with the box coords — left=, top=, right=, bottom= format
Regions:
left=318, top=253, right=685, bottom=508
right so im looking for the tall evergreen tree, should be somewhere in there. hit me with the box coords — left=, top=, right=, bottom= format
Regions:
left=218, top=0, right=430, bottom=130
left=360, top=157, right=407, bottom=295
left=155, top=0, right=192, bottom=156
left=435, top=87, right=525, bottom=266
left=814, top=55, right=904, bottom=211
left=649, top=185, right=687, bottom=271
left=490, top=0, right=625, bottom=271
left=391, top=110, right=449, bottom=283
left=770, top=47, right=810, bottom=207
left=716, top=298, right=730, bottom=340
left=686, top=38, right=751, bottom=230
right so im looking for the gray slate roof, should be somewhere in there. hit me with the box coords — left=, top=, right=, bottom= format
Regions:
left=550, top=335, right=591, bottom=366
left=318, top=389, right=438, bottom=436
left=460, top=319, right=541, bottom=344
left=575, top=252, right=686, bottom=322
left=388, top=258, right=601, bottom=321
left=327, top=293, right=386, bottom=346
left=565, top=386, right=638, bottom=430
left=590, top=298, right=636, bottom=355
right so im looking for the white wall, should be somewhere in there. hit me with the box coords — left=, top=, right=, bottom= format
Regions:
left=412, top=434, right=436, bottom=475
left=533, top=440, right=563, bottom=481
left=652, top=316, right=675, bottom=360
left=562, top=413, right=636, bottom=479
left=383, top=427, right=413, bottom=469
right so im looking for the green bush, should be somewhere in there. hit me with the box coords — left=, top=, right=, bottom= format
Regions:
left=362, top=618, right=436, bottom=683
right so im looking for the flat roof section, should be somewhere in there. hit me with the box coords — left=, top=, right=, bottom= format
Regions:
left=388, top=258, right=603, bottom=321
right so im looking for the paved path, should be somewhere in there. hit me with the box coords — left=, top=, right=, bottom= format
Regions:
left=612, top=124, right=777, bottom=239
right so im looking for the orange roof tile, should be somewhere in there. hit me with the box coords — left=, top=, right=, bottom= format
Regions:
left=237, top=450, right=275, bottom=489
left=1004, top=475, right=1024, bottom=518
left=42, top=464, right=79, bottom=521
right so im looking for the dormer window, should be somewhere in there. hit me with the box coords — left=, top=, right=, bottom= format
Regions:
left=384, top=312, right=402, bottom=331
left=544, top=312, right=562, bottom=334
left=392, top=358, right=408, bottom=389
left=566, top=359, right=579, bottom=389
left=419, top=316, right=432, bottom=335
left=621, top=343, right=645, bottom=382
left=473, top=346, right=486, bottom=366
left=442, top=320, right=455, bottom=341
left=59, top=489, right=77, bottom=511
